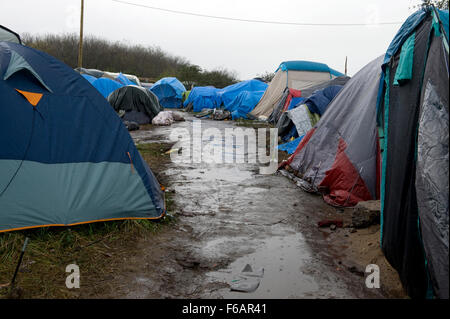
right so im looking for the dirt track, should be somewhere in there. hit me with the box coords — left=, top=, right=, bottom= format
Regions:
left=93, top=113, right=403, bottom=299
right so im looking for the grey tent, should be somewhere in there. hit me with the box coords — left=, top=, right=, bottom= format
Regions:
left=107, top=85, right=162, bottom=124
left=276, top=76, right=351, bottom=137
left=281, top=56, right=383, bottom=207
left=0, top=25, right=21, bottom=44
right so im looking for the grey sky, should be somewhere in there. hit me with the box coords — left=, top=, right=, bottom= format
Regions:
left=2, top=0, right=422, bottom=80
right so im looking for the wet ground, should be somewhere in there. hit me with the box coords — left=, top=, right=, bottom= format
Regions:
left=112, top=113, right=386, bottom=299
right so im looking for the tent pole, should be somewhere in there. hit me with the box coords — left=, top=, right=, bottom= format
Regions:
left=10, top=237, right=30, bottom=288
left=78, top=0, right=84, bottom=68
left=345, top=56, right=348, bottom=76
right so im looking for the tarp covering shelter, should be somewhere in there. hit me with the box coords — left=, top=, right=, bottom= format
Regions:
left=379, top=8, right=449, bottom=299
left=276, top=76, right=350, bottom=141
left=150, top=77, right=186, bottom=108
left=304, top=85, right=344, bottom=116
left=218, top=79, right=268, bottom=109
left=268, top=88, right=302, bottom=124
left=183, top=86, right=221, bottom=112
left=250, top=60, right=344, bottom=120
left=81, top=73, right=97, bottom=84
left=91, top=77, right=124, bottom=98
left=225, top=90, right=266, bottom=120
left=0, top=25, right=21, bottom=44
left=107, top=85, right=162, bottom=124
left=116, top=72, right=136, bottom=86
left=75, top=67, right=104, bottom=79
left=282, top=55, right=383, bottom=208
left=0, top=41, right=165, bottom=232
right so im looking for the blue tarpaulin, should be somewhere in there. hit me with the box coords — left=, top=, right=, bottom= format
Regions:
left=184, top=86, right=221, bottom=112
left=218, top=79, right=268, bottom=108
left=150, top=77, right=186, bottom=108
left=288, top=97, right=305, bottom=110
left=116, top=72, right=135, bottom=86
left=81, top=74, right=97, bottom=84
left=91, top=77, right=124, bottom=99
left=277, top=136, right=304, bottom=154
left=226, top=90, right=265, bottom=120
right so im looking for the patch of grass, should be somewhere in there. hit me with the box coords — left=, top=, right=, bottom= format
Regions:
left=0, top=141, right=177, bottom=299
left=0, top=216, right=174, bottom=298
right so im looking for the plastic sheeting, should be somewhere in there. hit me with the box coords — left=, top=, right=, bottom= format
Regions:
left=91, top=77, right=123, bottom=98
left=116, top=72, right=136, bottom=86
left=107, top=85, right=162, bottom=123
left=218, top=79, right=268, bottom=108
left=415, top=29, right=449, bottom=299
left=183, top=86, right=221, bottom=112
left=277, top=136, right=303, bottom=154
left=150, top=77, right=186, bottom=108
left=226, top=90, right=265, bottom=120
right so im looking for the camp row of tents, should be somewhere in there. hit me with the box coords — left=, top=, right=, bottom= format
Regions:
left=0, top=7, right=448, bottom=299
left=273, top=8, right=447, bottom=300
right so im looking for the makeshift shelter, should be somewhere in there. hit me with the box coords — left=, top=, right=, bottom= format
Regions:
left=107, top=85, right=162, bottom=124
left=116, top=72, right=136, bottom=86
left=81, top=73, right=97, bottom=84
left=276, top=76, right=350, bottom=141
left=75, top=67, right=104, bottom=79
left=268, top=88, right=302, bottom=124
left=250, top=61, right=344, bottom=120
left=183, top=86, right=221, bottom=112
left=91, top=77, right=123, bottom=98
left=218, top=79, right=268, bottom=109
left=0, top=25, right=21, bottom=44
left=225, top=90, right=266, bottom=120
left=0, top=41, right=165, bottom=232
left=150, top=77, right=186, bottom=108
left=282, top=55, right=383, bottom=208
left=379, top=8, right=449, bottom=299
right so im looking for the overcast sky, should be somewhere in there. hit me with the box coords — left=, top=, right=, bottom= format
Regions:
left=2, top=0, right=423, bottom=80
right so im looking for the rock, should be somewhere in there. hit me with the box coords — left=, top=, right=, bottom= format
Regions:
left=351, top=200, right=380, bottom=229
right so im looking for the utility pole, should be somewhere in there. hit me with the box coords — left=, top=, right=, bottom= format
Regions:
left=345, top=56, right=348, bottom=76
left=77, top=0, right=84, bottom=68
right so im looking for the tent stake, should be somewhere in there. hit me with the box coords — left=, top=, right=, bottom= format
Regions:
left=10, top=237, right=30, bottom=288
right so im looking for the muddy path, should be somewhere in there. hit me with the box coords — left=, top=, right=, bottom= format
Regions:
left=99, top=113, right=387, bottom=299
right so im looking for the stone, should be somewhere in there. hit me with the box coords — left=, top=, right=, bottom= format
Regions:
left=351, top=200, right=380, bottom=229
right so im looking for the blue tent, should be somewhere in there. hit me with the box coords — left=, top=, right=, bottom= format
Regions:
left=150, top=77, right=186, bottom=108
left=218, top=79, right=268, bottom=108
left=226, top=90, right=265, bottom=120
left=81, top=73, right=97, bottom=84
left=184, top=86, right=221, bottom=112
left=0, top=41, right=165, bottom=233
left=91, top=77, right=124, bottom=99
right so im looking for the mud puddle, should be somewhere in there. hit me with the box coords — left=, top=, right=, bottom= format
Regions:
left=123, top=113, right=383, bottom=299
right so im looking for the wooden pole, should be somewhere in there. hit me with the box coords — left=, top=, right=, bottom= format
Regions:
left=77, top=0, right=84, bottom=68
